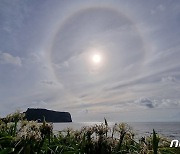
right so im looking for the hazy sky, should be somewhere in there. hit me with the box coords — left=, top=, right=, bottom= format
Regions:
left=0, top=0, right=180, bottom=122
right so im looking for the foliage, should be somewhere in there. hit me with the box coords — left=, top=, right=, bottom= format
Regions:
left=0, top=111, right=179, bottom=154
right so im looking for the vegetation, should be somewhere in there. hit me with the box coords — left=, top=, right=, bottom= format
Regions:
left=0, top=111, right=179, bottom=154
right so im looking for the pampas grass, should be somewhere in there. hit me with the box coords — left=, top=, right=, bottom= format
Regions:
left=0, top=111, right=179, bottom=154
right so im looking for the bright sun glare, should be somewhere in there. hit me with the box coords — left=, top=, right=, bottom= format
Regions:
left=92, top=54, right=101, bottom=64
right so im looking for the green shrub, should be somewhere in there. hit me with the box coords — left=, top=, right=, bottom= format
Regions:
left=0, top=112, right=178, bottom=154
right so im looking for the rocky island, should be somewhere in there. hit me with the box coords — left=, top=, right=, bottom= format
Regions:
left=25, top=108, right=72, bottom=122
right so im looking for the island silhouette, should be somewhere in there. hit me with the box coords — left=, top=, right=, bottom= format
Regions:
left=25, top=108, right=72, bottom=123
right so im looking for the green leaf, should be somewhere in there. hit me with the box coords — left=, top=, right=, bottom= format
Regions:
left=0, top=148, right=14, bottom=154
left=0, top=136, right=14, bottom=144
left=152, top=129, right=159, bottom=154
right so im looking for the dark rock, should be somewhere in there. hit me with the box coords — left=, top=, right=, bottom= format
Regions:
left=25, top=108, right=72, bottom=122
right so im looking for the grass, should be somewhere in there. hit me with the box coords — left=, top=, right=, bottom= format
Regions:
left=0, top=111, right=180, bottom=154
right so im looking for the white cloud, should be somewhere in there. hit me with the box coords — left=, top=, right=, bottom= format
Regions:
left=62, top=61, right=69, bottom=68
left=160, top=99, right=180, bottom=108
left=41, top=80, right=55, bottom=85
left=150, top=4, right=166, bottom=15
left=0, top=52, right=22, bottom=66
left=161, top=76, right=177, bottom=83
left=134, top=97, right=180, bottom=109
left=135, top=97, right=158, bottom=108
left=157, top=4, right=166, bottom=11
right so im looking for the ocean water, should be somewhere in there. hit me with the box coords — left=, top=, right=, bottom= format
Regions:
left=53, top=122, right=180, bottom=140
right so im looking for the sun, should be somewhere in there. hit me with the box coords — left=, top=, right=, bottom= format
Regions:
left=92, top=54, right=101, bottom=64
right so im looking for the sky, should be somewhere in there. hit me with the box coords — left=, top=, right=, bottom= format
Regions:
left=0, top=0, right=180, bottom=122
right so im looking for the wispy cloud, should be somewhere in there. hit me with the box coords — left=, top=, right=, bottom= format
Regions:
left=161, top=76, right=177, bottom=83
left=0, top=52, right=22, bottom=66
left=135, top=97, right=157, bottom=108
left=41, top=80, right=56, bottom=86
left=0, top=0, right=180, bottom=121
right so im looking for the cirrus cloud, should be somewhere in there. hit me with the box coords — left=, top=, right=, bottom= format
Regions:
left=0, top=52, right=22, bottom=66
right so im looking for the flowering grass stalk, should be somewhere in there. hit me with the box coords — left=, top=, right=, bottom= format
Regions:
left=0, top=112, right=180, bottom=154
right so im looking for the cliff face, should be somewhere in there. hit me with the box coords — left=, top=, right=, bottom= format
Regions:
left=25, top=108, right=72, bottom=122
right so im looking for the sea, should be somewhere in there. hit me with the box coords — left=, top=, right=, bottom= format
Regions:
left=53, top=122, right=180, bottom=140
